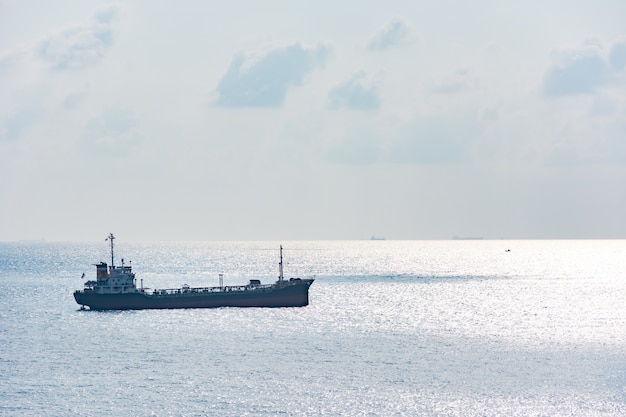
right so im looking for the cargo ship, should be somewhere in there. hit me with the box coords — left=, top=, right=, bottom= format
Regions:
left=74, top=234, right=314, bottom=310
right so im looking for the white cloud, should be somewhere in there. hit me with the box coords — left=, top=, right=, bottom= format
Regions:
left=609, top=38, right=626, bottom=70
left=366, top=16, right=417, bottom=51
left=215, top=41, right=331, bottom=107
left=323, top=112, right=480, bottom=166
left=37, top=3, right=122, bottom=69
left=80, top=106, right=142, bottom=156
left=0, top=82, right=47, bottom=141
left=327, top=71, right=381, bottom=110
left=429, top=68, right=478, bottom=94
left=0, top=48, right=22, bottom=74
left=0, top=109, right=38, bottom=141
left=326, top=128, right=383, bottom=165
left=388, top=116, right=477, bottom=164
left=598, top=119, right=626, bottom=164
left=542, top=37, right=626, bottom=100
left=62, top=90, right=89, bottom=110
left=542, top=40, right=607, bottom=96
left=1, top=1, right=625, bottom=240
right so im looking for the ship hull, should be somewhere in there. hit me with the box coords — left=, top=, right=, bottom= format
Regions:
left=74, top=280, right=313, bottom=310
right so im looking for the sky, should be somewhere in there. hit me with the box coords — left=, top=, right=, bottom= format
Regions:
left=1, top=0, right=625, bottom=241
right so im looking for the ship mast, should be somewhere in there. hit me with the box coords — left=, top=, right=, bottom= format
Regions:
left=108, top=233, right=115, bottom=268
left=279, top=245, right=284, bottom=283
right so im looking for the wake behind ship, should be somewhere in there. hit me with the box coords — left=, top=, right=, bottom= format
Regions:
left=74, top=234, right=314, bottom=310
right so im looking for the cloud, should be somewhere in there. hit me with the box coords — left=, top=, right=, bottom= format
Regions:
left=215, top=41, right=331, bottom=107
left=598, top=120, right=626, bottom=164
left=366, top=16, right=417, bottom=51
left=62, top=91, right=89, bottom=110
left=327, top=71, right=381, bottom=110
left=388, top=116, right=477, bottom=164
left=325, top=114, right=478, bottom=166
left=609, top=38, right=626, bottom=70
left=0, top=84, right=46, bottom=141
left=80, top=106, right=142, bottom=156
left=326, top=129, right=382, bottom=165
left=37, top=3, right=122, bottom=69
left=429, top=68, right=478, bottom=94
left=0, top=48, right=22, bottom=74
left=542, top=40, right=607, bottom=96
left=0, top=109, right=40, bottom=141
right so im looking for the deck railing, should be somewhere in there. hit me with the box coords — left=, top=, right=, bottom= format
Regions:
left=149, top=283, right=275, bottom=296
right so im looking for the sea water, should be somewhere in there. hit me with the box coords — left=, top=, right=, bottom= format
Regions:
left=0, top=240, right=624, bottom=416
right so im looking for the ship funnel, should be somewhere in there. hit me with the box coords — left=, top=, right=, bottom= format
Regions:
left=96, top=262, right=108, bottom=281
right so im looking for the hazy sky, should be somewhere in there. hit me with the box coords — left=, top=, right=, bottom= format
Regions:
left=1, top=0, right=625, bottom=241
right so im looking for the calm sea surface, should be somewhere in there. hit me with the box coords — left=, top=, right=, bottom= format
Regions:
left=1, top=240, right=625, bottom=416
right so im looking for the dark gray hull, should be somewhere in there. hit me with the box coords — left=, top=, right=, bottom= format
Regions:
left=74, top=279, right=313, bottom=310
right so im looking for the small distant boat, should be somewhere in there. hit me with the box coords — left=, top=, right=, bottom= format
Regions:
left=74, top=234, right=314, bottom=310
